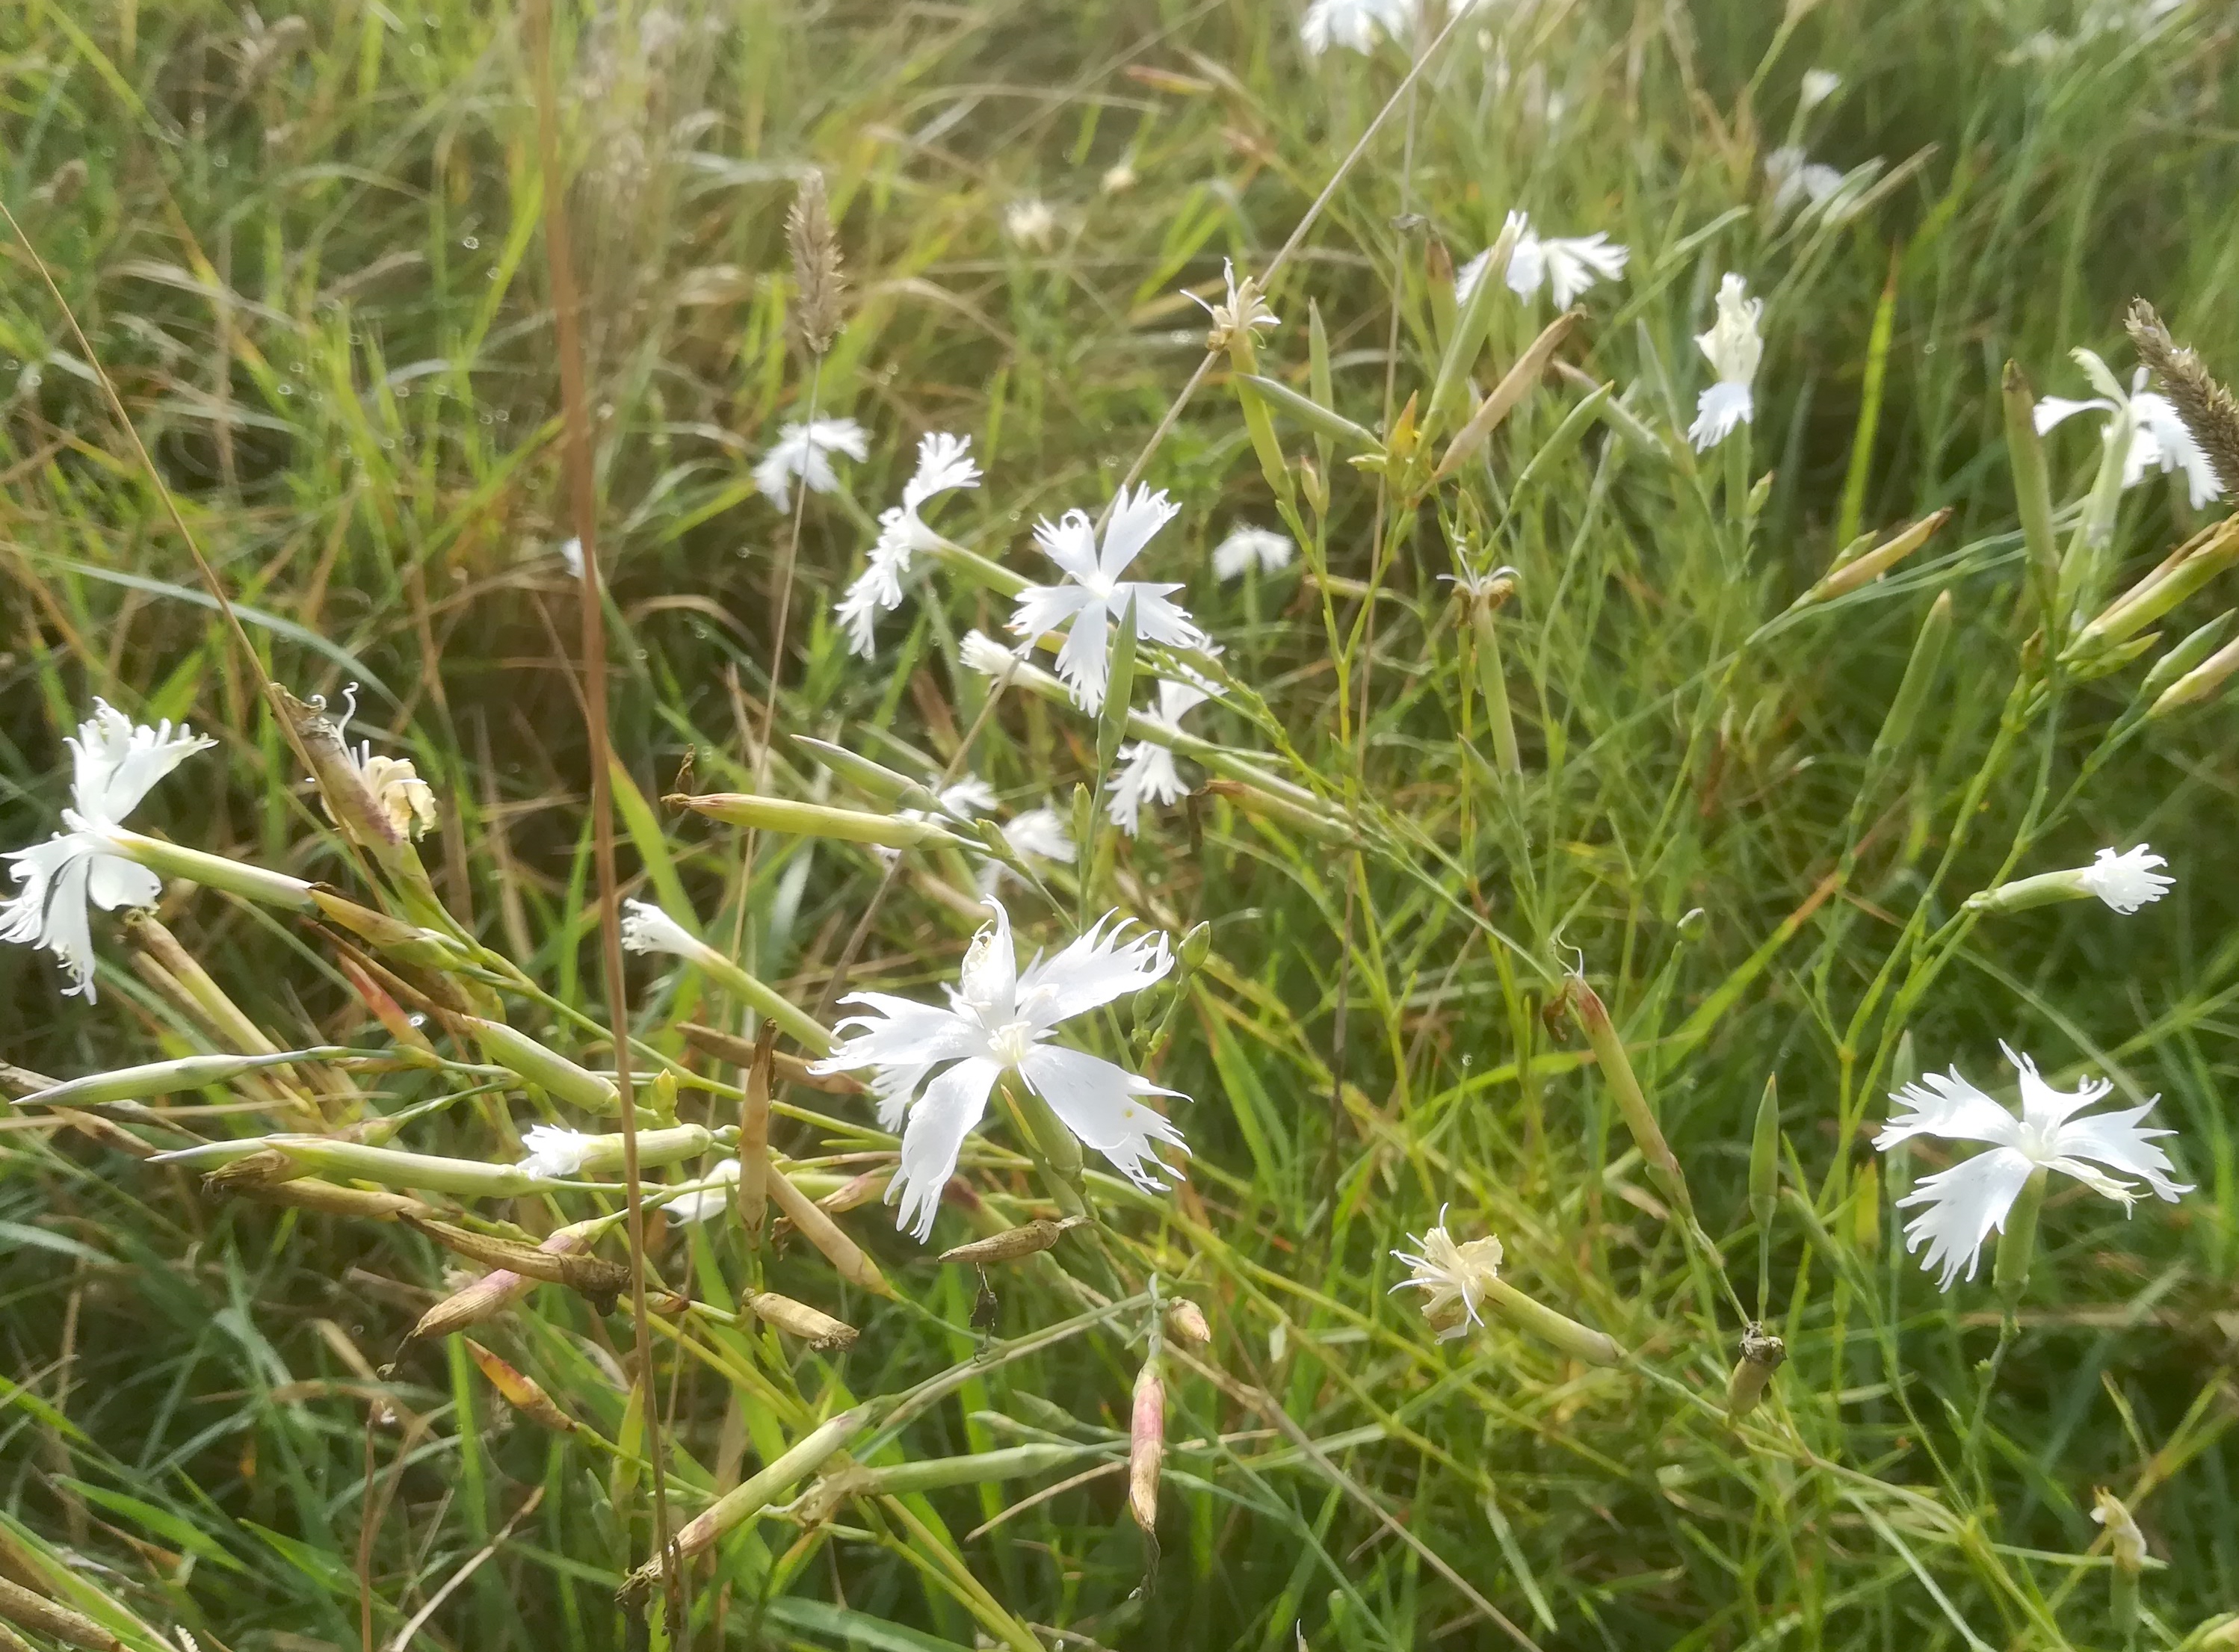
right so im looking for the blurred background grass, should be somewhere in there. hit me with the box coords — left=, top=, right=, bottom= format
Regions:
left=5, top=0, right=2239, bottom=1648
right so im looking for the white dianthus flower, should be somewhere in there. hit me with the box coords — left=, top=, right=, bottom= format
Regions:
left=1007, top=484, right=1210, bottom=715
left=1688, top=273, right=1763, bottom=451
left=1, top=700, right=215, bottom=1000
left=519, top=1124, right=597, bottom=1181
left=835, top=433, right=983, bottom=658
left=1390, top=1207, right=1504, bottom=1341
left=754, top=417, right=869, bottom=510
left=1456, top=211, right=1630, bottom=310
left=1107, top=679, right=1211, bottom=835
left=620, top=897, right=700, bottom=957
left=665, top=1158, right=740, bottom=1225
left=810, top=898, right=1187, bottom=1240
left=2036, top=351, right=2223, bottom=510
left=1211, top=525, right=1296, bottom=582
left=1875, top=1046, right=2190, bottom=1290
left=2077, top=845, right=2174, bottom=915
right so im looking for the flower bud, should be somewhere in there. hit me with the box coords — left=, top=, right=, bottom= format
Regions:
left=1566, top=975, right=1696, bottom=1230
left=738, top=1021, right=776, bottom=1245
left=1166, top=1298, right=1212, bottom=1344
left=1725, top=1322, right=1786, bottom=1420
left=1128, top=1352, right=1164, bottom=1534
left=747, top=1291, right=858, bottom=1352
left=2149, top=633, right=2239, bottom=717
left=454, top=1015, right=620, bottom=1115
left=667, top=791, right=959, bottom=848
left=19, top=1049, right=345, bottom=1110
left=1748, top=1075, right=1781, bottom=1232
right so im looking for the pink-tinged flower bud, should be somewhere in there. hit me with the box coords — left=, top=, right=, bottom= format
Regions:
left=1128, top=1355, right=1164, bottom=1534
left=1166, top=1298, right=1212, bottom=1344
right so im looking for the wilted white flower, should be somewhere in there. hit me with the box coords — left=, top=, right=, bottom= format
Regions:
left=1, top=701, right=215, bottom=1000
left=1004, top=197, right=1058, bottom=251
left=326, top=686, right=436, bottom=842
left=2036, top=353, right=2223, bottom=510
left=754, top=417, right=869, bottom=510
left=1301, top=0, right=1415, bottom=55
left=1188, top=259, right=1279, bottom=353
left=1799, top=69, right=1841, bottom=111
left=836, top=433, right=983, bottom=657
left=665, top=1158, right=740, bottom=1225
left=1391, top=1207, right=1504, bottom=1340
left=810, top=897, right=1187, bottom=1240
left=620, top=897, right=700, bottom=957
left=2078, top=845, right=2174, bottom=914
left=1211, top=525, right=1294, bottom=583
left=1875, top=1046, right=2191, bottom=1290
left=1688, top=273, right=1763, bottom=451
left=519, top=1124, right=596, bottom=1181
left=1456, top=211, right=1630, bottom=309
left=1108, top=679, right=1212, bottom=835
left=1008, top=484, right=1210, bottom=714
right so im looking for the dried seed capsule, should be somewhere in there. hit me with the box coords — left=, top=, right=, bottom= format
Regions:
left=1725, top=1322, right=1787, bottom=1421
left=747, top=1291, right=858, bottom=1352
left=936, top=1216, right=1086, bottom=1266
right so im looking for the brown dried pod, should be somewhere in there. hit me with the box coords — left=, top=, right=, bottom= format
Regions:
left=0, top=1576, right=125, bottom=1652
left=238, top=1178, right=432, bottom=1222
left=936, top=1216, right=1087, bottom=1266
left=747, top=1291, right=859, bottom=1352
left=410, top=1225, right=590, bottom=1339
left=401, top=1215, right=629, bottom=1311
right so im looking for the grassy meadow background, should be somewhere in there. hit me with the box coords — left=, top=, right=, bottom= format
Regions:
left=5, top=0, right=2239, bottom=1648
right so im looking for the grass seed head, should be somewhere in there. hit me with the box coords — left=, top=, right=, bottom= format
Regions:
left=787, top=168, right=845, bottom=357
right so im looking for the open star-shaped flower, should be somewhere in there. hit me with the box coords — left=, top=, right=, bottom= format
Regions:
left=2079, top=845, right=2173, bottom=914
left=1108, top=678, right=1211, bottom=835
left=2036, top=350, right=2223, bottom=510
left=2, top=701, right=215, bottom=1000
left=810, top=897, right=1188, bottom=1240
left=1456, top=211, right=1630, bottom=309
left=1875, top=1045, right=2190, bottom=1289
left=1689, top=272, right=1764, bottom=451
left=754, top=416, right=869, bottom=510
left=835, top=432, right=982, bottom=657
left=1007, top=483, right=1209, bottom=714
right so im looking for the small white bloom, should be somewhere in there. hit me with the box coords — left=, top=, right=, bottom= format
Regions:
left=1390, top=1207, right=1504, bottom=1341
left=754, top=417, right=869, bottom=510
left=960, top=628, right=1028, bottom=679
left=1187, top=259, right=1279, bottom=352
left=665, top=1158, right=740, bottom=1225
left=810, top=897, right=1187, bottom=1240
left=1764, top=146, right=1843, bottom=214
left=558, top=536, right=584, bottom=579
left=1, top=700, right=215, bottom=1000
left=1101, top=161, right=1138, bottom=196
left=836, top=433, right=983, bottom=658
left=1688, top=272, right=1763, bottom=451
left=620, top=897, right=700, bottom=958
left=519, top=1124, right=597, bottom=1181
left=1458, top=211, right=1629, bottom=310
left=2077, top=845, right=2174, bottom=915
left=1004, top=198, right=1058, bottom=251
left=2035, top=354, right=2223, bottom=510
left=1108, top=678, right=1212, bottom=835
left=1875, top=1045, right=2191, bottom=1290
left=979, top=805, right=1075, bottom=895
left=1301, top=0, right=1416, bottom=55
left=1211, top=525, right=1296, bottom=582
left=1798, top=69, right=1841, bottom=111
left=1008, top=483, right=1210, bottom=714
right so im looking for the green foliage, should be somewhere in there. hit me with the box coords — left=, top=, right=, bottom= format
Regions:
left=5, top=2, right=2239, bottom=1651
